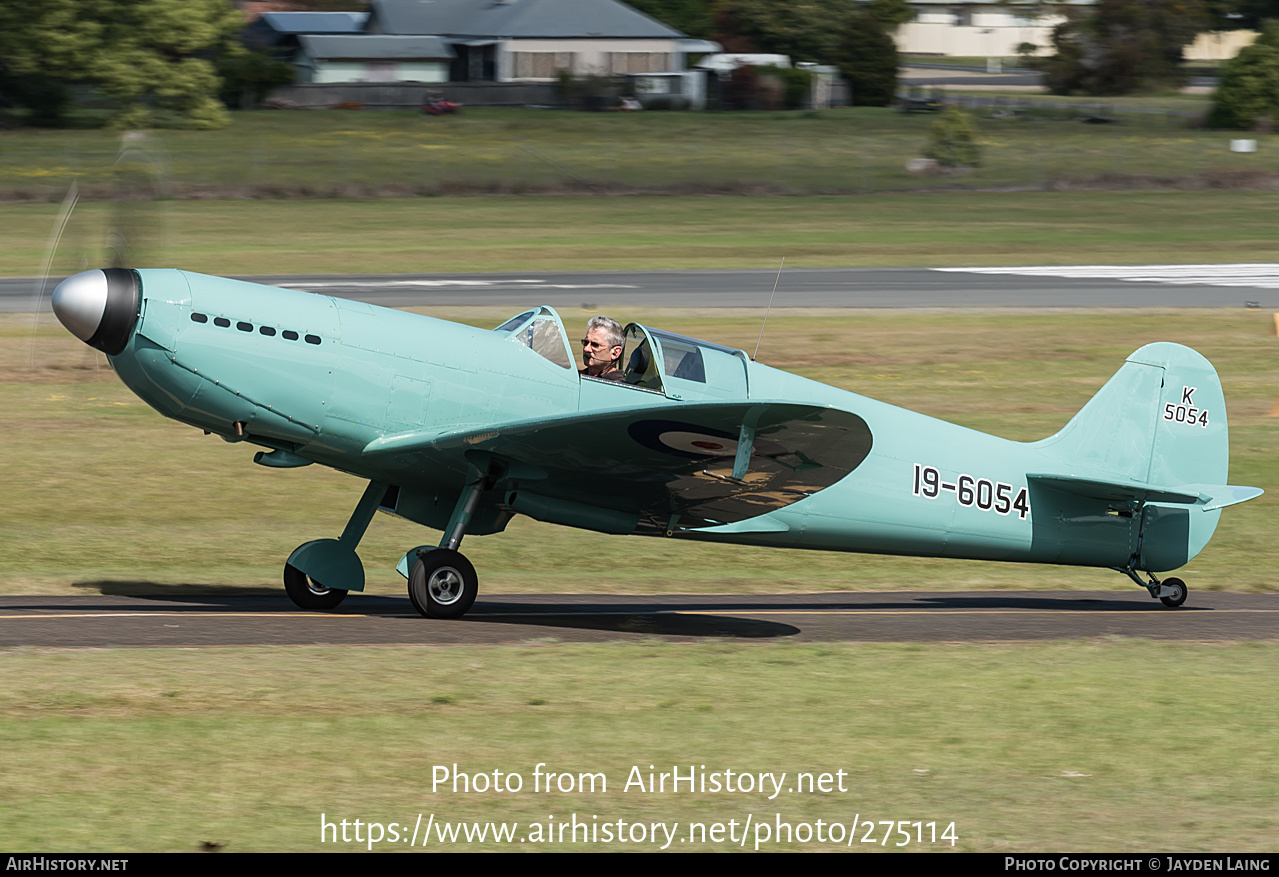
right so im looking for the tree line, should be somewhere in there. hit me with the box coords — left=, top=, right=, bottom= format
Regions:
left=1, top=0, right=1276, bottom=128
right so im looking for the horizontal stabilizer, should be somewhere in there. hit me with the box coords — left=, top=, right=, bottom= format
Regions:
left=1027, top=473, right=1204, bottom=505
left=1027, top=473, right=1262, bottom=510
left=1195, top=484, right=1264, bottom=511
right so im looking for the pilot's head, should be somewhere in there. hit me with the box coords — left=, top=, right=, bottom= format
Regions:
left=582, top=316, right=624, bottom=375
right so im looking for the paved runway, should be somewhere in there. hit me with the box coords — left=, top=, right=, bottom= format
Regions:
left=5, top=265, right=1277, bottom=312
left=3, top=592, right=1275, bottom=648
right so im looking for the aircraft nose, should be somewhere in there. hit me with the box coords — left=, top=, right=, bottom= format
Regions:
left=51, top=268, right=140, bottom=355
left=52, top=269, right=109, bottom=342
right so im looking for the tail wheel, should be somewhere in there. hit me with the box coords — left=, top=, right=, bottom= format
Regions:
left=1159, top=577, right=1188, bottom=608
left=408, top=549, right=478, bottom=619
left=284, top=563, right=348, bottom=611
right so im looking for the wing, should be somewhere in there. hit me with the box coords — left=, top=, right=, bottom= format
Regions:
left=365, top=401, right=872, bottom=533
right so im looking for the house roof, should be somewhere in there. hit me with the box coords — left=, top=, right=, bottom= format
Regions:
left=260, top=11, right=370, bottom=34
left=368, top=0, right=684, bottom=39
left=299, top=34, right=456, bottom=60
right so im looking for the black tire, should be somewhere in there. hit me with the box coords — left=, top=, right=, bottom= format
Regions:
left=1159, top=577, right=1188, bottom=608
left=284, top=563, right=348, bottom=611
left=408, top=549, right=478, bottom=619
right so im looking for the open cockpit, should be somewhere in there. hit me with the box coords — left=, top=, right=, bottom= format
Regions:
left=493, top=307, right=751, bottom=401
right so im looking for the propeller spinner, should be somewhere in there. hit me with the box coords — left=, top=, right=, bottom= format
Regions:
left=51, top=268, right=140, bottom=356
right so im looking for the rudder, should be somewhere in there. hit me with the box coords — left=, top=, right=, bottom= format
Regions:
left=1138, top=342, right=1229, bottom=489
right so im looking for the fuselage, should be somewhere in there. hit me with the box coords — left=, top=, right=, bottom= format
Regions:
left=67, top=268, right=1223, bottom=574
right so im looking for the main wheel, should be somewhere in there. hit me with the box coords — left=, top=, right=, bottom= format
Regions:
left=284, top=563, right=348, bottom=611
left=408, top=549, right=478, bottom=619
left=1159, top=577, right=1188, bottom=608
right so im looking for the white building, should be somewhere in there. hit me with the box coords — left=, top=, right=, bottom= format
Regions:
left=896, top=0, right=1061, bottom=58
left=895, top=0, right=1255, bottom=61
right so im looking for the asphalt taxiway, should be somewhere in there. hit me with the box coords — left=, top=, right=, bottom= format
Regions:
left=3, top=592, right=1276, bottom=648
left=5, top=265, right=1277, bottom=312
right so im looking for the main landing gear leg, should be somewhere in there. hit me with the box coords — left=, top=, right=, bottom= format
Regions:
left=1118, top=566, right=1189, bottom=609
left=284, top=480, right=388, bottom=611
left=407, top=477, right=484, bottom=619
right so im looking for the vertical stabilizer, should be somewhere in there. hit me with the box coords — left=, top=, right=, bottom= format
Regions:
left=1034, top=342, right=1229, bottom=488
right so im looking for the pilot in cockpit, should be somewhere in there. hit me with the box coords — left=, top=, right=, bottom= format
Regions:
left=579, top=316, right=625, bottom=381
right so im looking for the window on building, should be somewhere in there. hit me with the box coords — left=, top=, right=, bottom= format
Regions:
left=608, top=53, right=671, bottom=75
left=511, top=51, right=575, bottom=79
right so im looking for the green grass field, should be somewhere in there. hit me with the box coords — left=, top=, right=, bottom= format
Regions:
left=0, top=105, right=1271, bottom=202
left=3, top=190, right=1279, bottom=278
left=0, top=641, right=1274, bottom=851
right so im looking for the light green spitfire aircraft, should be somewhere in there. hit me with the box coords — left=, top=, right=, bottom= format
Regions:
left=51, top=267, right=1262, bottom=617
